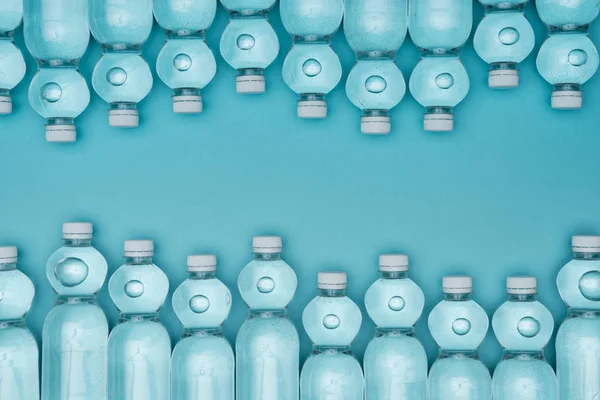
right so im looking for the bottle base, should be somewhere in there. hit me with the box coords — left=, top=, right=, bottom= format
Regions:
left=173, top=95, right=203, bottom=114
left=361, top=115, right=390, bottom=135
left=0, top=95, right=12, bottom=115
left=298, top=100, right=327, bottom=119
left=109, top=109, right=140, bottom=128
left=236, top=75, right=265, bottom=94
left=551, top=90, right=582, bottom=110
left=424, top=113, right=454, bottom=132
left=489, top=69, right=519, bottom=89
left=46, top=124, right=76, bottom=143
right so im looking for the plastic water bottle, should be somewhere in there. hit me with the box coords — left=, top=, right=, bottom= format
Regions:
left=344, top=0, right=407, bottom=134
left=280, top=0, right=343, bottom=119
left=0, top=0, right=26, bottom=115
left=428, top=276, right=492, bottom=400
left=408, top=0, right=472, bottom=132
left=556, top=235, right=600, bottom=399
left=90, top=0, right=153, bottom=127
left=300, top=272, right=364, bottom=399
left=42, top=222, right=109, bottom=400
left=23, top=0, right=90, bottom=142
left=219, top=0, right=279, bottom=94
left=108, top=240, right=170, bottom=400
left=236, top=236, right=299, bottom=400
left=363, top=254, right=427, bottom=400
left=536, top=0, right=600, bottom=109
left=171, top=254, right=234, bottom=400
left=0, top=246, right=38, bottom=400
left=154, top=0, right=218, bottom=114
left=492, top=276, right=557, bottom=400
left=473, top=1, right=535, bottom=88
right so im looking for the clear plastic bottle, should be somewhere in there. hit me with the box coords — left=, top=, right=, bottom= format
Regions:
left=556, top=235, right=600, bottom=399
left=363, top=255, right=427, bottom=400
left=344, top=0, right=407, bottom=134
left=408, top=0, right=472, bottom=132
left=171, top=254, right=234, bottom=400
left=219, top=0, right=279, bottom=94
left=0, top=246, right=38, bottom=400
left=90, top=0, right=153, bottom=127
left=23, top=0, right=90, bottom=142
left=428, top=275, right=492, bottom=400
left=236, top=236, right=299, bottom=400
left=108, top=240, right=171, bottom=400
left=154, top=0, right=217, bottom=114
left=280, top=0, right=343, bottom=118
left=42, top=222, right=109, bottom=400
left=536, top=0, right=600, bottom=109
left=492, top=276, right=557, bottom=400
left=300, top=272, right=364, bottom=399
left=473, top=1, right=535, bottom=88
left=0, top=0, right=26, bottom=115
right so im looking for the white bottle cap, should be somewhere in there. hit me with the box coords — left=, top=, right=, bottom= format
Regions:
left=361, top=115, right=391, bottom=135
left=424, top=113, right=454, bottom=132
left=507, top=276, right=537, bottom=294
left=572, top=235, right=600, bottom=253
left=551, top=90, right=582, bottom=110
left=379, top=254, right=409, bottom=272
left=297, top=100, right=327, bottom=119
left=236, top=75, right=265, bottom=94
left=124, top=240, right=154, bottom=257
left=46, top=124, right=76, bottom=143
left=0, top=246, right=18, bottom=263
left=318, top=271, right=347, bottom=290
left=109, top=109, right=139, bottom=128
left=173, top=95, right=203, bottom=114
left=187, top=254, right=217, bottom=272
left=252, top=236, right=282, bottom=254
left=0, top=95, right=13, bottom=115
left=443, top=275, right=473, bottom=294
left=488, top=69, right=519, bottom=89
left=62, top=222, right=93, bottom=240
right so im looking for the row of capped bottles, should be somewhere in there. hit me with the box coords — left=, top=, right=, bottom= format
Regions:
left=2, top=224, right=600, bottom=399
left=1, top=0, right=598, bottom=141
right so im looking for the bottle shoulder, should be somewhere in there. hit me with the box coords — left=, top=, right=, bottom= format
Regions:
left=302, top=295, right=362, bottom=346
left=282, top=43, right=342, bottom=95
left=0, top=41, right=26, bottom=89
left=409, top=56, right=470, bottom=108
left=172, top=278, right=232, bottom=328
left=220, top=18, right=279, bottom=69
left=556, top=258, right=600, bottom=310
left=474, top=12, right=535, bottom=64
left=109, top=262, right=169, bottom=314
left=29, top=69, right=90, bottom=119
left=364, top=277, right=424, bottom=329
left=346, top=59, right=406, bottom=111
left=0, top=269, right=35, bottom=320
left=492, top=300, right=554, bottom=351
left=428, top=299, right=489, bottom=350
left=156, top=38, right=217, bottom=90
left=92, top=52, right=153, bottom=104
left=536, top=34, right=600, bottom=85
left=238, top=258, right=297, bottom=309
left=46, top=245, right=107, bottom=296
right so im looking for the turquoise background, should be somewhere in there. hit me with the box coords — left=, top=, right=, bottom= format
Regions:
left=2, top=3, right=600, bottom=371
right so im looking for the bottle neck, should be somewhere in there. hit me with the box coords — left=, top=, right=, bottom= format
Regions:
left=503, top=350, right=545, bottom=360
left=508, top=293, right=536, bottom=302
left=444, top=292, right=472, bottom=301
left=183, top=327, right=223, bottom=337
left=313, top=345, right=352, bottom=355
left=125, top=256, right=153, bottom=265
left=574, top=251, right=600, bottom=260
left=375, top=327, right=414, bottom=337
left=292, top=34, right=332, bottom=44
left=319, top=288, right=346, bottom=297
left=253, top=252, right=281, bottom=261
left=381, top=271, right=408, bottom=279
left=189, top=271, right=216, bottom=280
left=0, top=262, right=17, bottom=271
left=63, top=238, right=92, bottom=247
